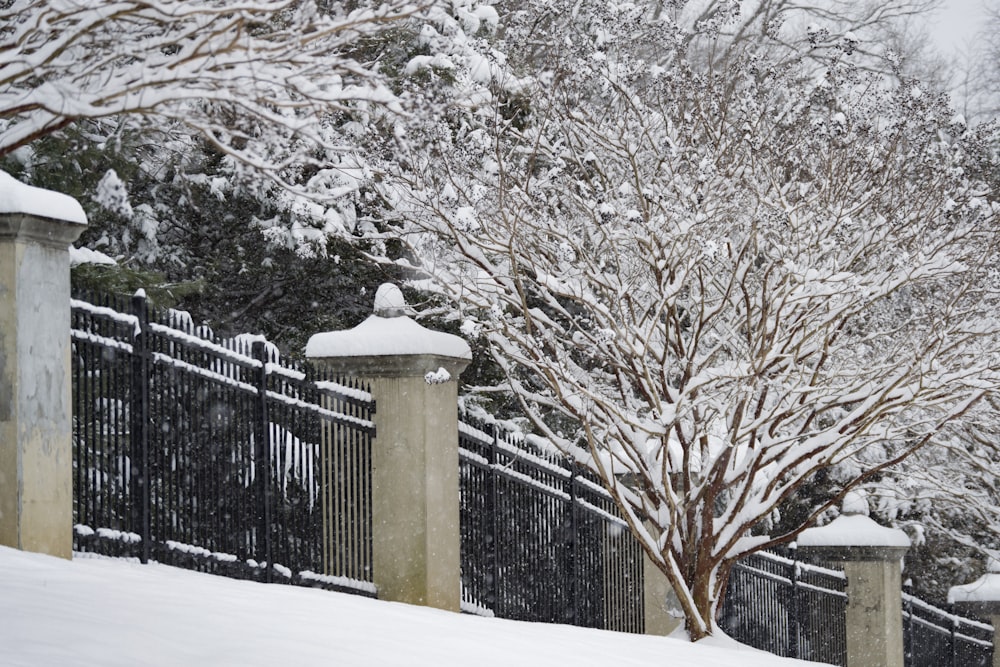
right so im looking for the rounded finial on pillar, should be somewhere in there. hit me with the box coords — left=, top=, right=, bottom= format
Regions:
left=841, top=489, right=870, bottom=517
left=373, top=283, right=412, bottom=318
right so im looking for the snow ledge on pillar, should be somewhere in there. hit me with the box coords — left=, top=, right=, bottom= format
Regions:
left=796, top=496, right=910, bottom=562
left=0, top=171, right=87, bottom=225
left=949, top=558, right=1000, bottom=617
left=305, top=284, right=472, bottom=375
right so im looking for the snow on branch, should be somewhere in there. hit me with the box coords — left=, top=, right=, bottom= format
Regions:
left=0, top=0, right=420, bottom=195
left=380, top=14, right=1000, bottom=636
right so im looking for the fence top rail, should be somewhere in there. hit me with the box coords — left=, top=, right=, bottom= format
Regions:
left=459, top=418, right=575, bottom=480
left=458, top=446, right=629, bottom=528
left=903, top=591, right=995, bottom=633
left=732, top=559, right=849, bottom=599
left=751, top=548, right=847, bottom=581
left=147, top=320, right=263, bottom=369
left=71, top=291, right=374, bottom=409
left=458, top=417, right=629, bottom=511
left=71, top=297, right=141, bottom=332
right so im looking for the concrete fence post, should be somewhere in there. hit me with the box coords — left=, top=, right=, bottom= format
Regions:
left=949, top=558, right=1000, bottom=667
left=797, top=492, right=911, bottom=667
left=306, top=284, right=471, bottom=612
left=0, top=173, right=87, bottom=559
left=642, top=549, right=681, bottom=635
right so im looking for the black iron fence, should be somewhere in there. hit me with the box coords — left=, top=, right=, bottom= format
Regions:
left=720, top=549, right=847, bottom=665
left=720, top=548, right=995, bottom=667
left=458, top=418, right=644, bottom=632
left=71, top=290, right=375, bottom=595
left=904, top=588, right=994, bottom=667
left=69, top=290, right=996, bottom=663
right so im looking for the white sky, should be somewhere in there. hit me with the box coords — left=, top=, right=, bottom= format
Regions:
left=927, top=0, right=995, bottom=57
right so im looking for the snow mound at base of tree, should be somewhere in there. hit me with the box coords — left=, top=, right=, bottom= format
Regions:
left=0, top=546, right=824, bottom=666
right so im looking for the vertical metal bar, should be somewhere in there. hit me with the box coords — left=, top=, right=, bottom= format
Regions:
left=951, top=605, right=959, bottom=667
left=788, top=547, right=800, bottom=658
left=487, top=426, right=500, bottom=612
left=904, top=582, right=914, bottom=667
left=87, top=295, right=98, bottom=538
left=252, top=341, right=273, bottom=583
left=130, top=293, right=151, bottom=563
left=365, top=382, right=375, bottom=584
left=568, top=463, right=579, bottom=626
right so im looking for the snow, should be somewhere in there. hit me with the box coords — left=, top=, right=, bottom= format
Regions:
left=0, top=170, right=87, bottom=224
left=425, top=366, right=452, bottom=384
left=949, top=573, right=1000, bottom=604
left=372, top=282, right=411, bottom=316
left=796, top=514, right=911, bottom=549
left=306, top=314, right=472, bottom=360
left=840, top=489, right=870, bottom=517
left=69, top=246, right=116, bottom=267
left=0, top=546, right=825, bottom=666
left=308, top=283, right=471, bottom=360
left=949, top=559, right=1000, bottom=604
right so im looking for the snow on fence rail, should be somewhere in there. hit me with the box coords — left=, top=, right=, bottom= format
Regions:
left=70, top=289, right=375, bottom=596
left=457, top=415, right=644, bottom=633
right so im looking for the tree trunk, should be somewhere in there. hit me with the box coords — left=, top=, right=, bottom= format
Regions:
left=685, top=561, right=718, bottom=642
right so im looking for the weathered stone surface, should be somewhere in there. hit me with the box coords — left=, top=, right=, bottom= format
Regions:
left=0, top=204, right=86, bottom=560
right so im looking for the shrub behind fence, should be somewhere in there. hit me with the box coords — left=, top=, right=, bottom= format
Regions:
left=71, top=291, right=375, bottom=595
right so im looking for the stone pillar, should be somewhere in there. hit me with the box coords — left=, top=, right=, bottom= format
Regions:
left=643, top=546, right=681, bottom=635
left=306, top=284, right=471, bottom=612
left=949, top=558, right=1000, bottom=667
left=629, top=519, right=685, bottom=636
left=798, top=493, right=911, bottom=667
left=0, top=173, right=87, bottom=559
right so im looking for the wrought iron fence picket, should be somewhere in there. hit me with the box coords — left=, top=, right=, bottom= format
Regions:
left=70, top=291, right=998, bottom=663
left=458, top=416, right=644, bottom=633
left=71, top=290, right=375, bottom=596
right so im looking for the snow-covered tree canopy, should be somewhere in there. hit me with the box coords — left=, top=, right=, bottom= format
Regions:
left=0, top=0, right=420, bottom=196
left=383, top=0, right=1000, bottom=639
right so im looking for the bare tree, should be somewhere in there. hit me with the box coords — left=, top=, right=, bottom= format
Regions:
left=384, top=16, right=1000, bottom=638
left=677, top=0, right=942, bottom=68
left=951, top=5, right=1000, bottom=122
left=0, top=0, right=422, bottom=195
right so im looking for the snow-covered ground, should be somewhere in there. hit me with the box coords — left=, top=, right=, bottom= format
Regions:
left=0, top=546, right=823, bottom=667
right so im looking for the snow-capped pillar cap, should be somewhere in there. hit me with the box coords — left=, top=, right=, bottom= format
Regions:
left=305, top=283, right=471, bottom=379
left=0, top=171, right=87, bottom=247
left=307, top=283, right=468, bottom=612
left=796, top=504, right=910, bottom=563
left=949, top=555, right=1000, bottom=617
